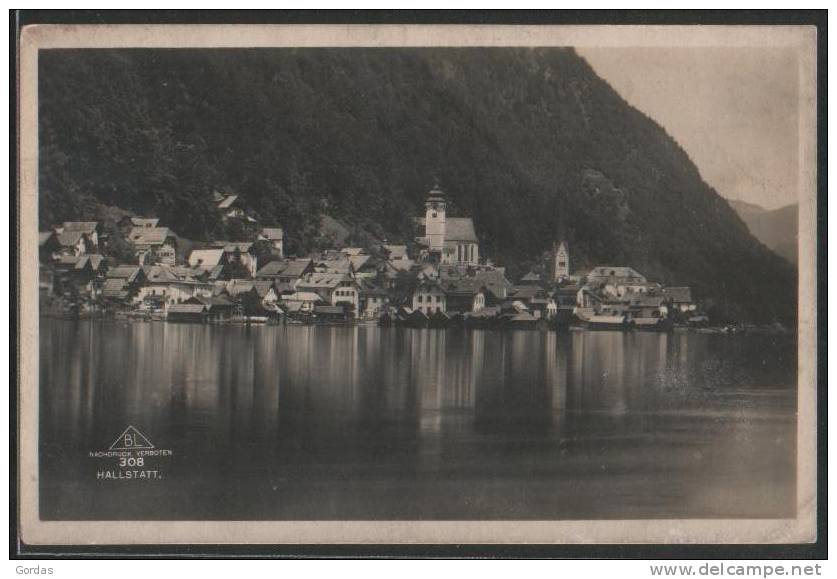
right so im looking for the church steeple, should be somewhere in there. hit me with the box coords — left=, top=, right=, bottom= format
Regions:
left=425, top=181, right=447, bottom=252
left=554, top=240, right=569, bottom=282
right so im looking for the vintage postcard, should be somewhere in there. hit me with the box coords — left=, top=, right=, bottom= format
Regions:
left=16, top=23, right=818, bottom=546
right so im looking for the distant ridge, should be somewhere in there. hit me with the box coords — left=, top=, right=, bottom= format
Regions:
left=728, top=200, right=798, bottom=265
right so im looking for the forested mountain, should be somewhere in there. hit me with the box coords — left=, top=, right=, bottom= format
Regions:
left=729, top=200, right=798, bottom=265
left=39, top=48, right=796, bottom=323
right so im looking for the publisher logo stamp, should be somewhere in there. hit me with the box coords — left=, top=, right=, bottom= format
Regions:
left=89, top=425, right=173, bottom=481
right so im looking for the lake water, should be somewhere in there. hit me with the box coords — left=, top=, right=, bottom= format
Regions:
left=39, top=320, right=797, bottom=520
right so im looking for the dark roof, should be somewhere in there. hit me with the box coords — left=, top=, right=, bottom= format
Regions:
left=587, top=266, right=647, bottom=282
left=297, top=273, right=347, bottom=290
left=225, top=280, right=255, bottom=296
left=360, top=281, right=388, bottom=296
left=253, top=280, right=275, bottom=297
left=130, top=226, right=174, bottom=246
left=102, top=278, right=128, bottom=297
left=107, top=266, right=141, bottom=281
left=260, top=227, right=284, bottom=240
left=663, top=286, right=693, bottom=303
left=439, top=267, right=511, bottom=300
left=275, top=280, right=296, bottom=294
left=443, top=277, right=484, bottom=296
left=61, top=221, right=98, bottom=234
left=348, top=254, right=373, bottom=271
left=168, top=304, right=206, bottom=314
left=313, top=305, right=345, bottom=315
left=280, top=258, right=313, bottom=278
left=511, top=286, right=546, bottom=300
left=256, top=260, right=288, bottom=277
left=55, top=230, right=85, bottom=247
left=444, top=217, right=478, bottom=242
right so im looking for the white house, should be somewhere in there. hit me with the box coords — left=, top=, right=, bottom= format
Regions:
left=411, top=279, right=446, bottom=315
left=296, top=272, right=361, bottom=317
left=257, top=227, right=284, bottom=257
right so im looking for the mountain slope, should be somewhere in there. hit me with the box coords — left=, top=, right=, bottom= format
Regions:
left=38, top=48, right=796, bottom=323
left=729, top=200, right=798, bottom=264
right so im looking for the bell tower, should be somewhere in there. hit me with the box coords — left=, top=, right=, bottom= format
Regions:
left=554, top=241, right=569, bottom=281
left=425, top=182, right=446, bottom=252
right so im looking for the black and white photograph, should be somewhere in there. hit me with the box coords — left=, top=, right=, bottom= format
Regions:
left=15, top=21, right=820, bottom=548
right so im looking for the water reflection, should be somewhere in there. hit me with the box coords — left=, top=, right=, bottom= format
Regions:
left=40, top=320, right=797, bottom=520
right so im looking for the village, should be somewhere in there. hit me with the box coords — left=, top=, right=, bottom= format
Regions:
left=38, top=184, right=706, bottom=331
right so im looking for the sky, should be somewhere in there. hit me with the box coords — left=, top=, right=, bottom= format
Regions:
left=577, top=47, right=799, bottom=210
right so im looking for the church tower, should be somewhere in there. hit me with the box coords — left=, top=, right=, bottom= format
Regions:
left=424, top=182, right=447, bottom=252
left=554, top=241, right=570, bottom=281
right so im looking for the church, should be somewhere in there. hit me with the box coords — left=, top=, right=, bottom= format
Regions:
left=553, top=240, right=570, bottom=281
left=415, top=184, right=480, bottom=265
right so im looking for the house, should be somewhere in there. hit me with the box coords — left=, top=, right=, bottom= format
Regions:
left=53, top=254, right=107, bottom=299
left=346, top=254, right=378, bottom=279
left=411, top=279, right=446, bottom=315
left=313, top=253, right=355, bottom=276
left=134, top=265, right=213, bottom=307
left=58, top=221, right=100, bottom=249
left=510, top=285, right=549, bottom=305
left=415, top=184, right=480, bottom=265
left=166, top=303, right=209, bottom=323
left=628, top=294, right=667, bottom=319
left=281, top=291, right=324, bottom=316
left=554, top=284, right=581, bottom=308
left=255, top=258, right=314, bottom=288
left=215, top=192, right=245, bottom=219
left=358, top=280, right=389, bottom=319
left=188, top=248, right=225, bottom=271
left=54, top=229, right=93, bottom=257
left=438, top=265, right=512, bottom=313
left=383, top=244, right=409, bottom=261
left=102, top=265, right=147, bottom=303
left=296, top=272, right=360, bottom=317
left=441, top=277, right=489, bottom=313
left=183, top=295, right=235, bottom=322
left=220, top=279, right=280, bottom=312
left=129, top=226, right=177, bottom=266
left=257, top=227, right=284, bottom=257
left=585, top=266, right=649, bottom=298
left=255, top=260, right=287, bottom=279
left=213, top=242, right=258, bottom=278
left=519, top=272, right=542, bottom=286
left=553, top=241, right=570, bottom=281
left=662, top=286, right=696, bottom=312
left=313, top=304, right=349, bottom=322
